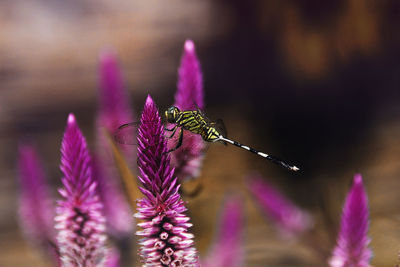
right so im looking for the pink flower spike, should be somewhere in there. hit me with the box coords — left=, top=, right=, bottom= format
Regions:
left=92, top=158, right=134, bottom=239
left=96, top=49, right=134, bottom=241
left=98, top=49, right=134, bottom=132
left=170, top=39, right=205, bottom=181
left=97, top=49, right=135, bottom=160
left=136, top=95, right=199, bottom=266
left=56, top=113, right=107, bottom=267
left=202, top=196, right=244, bottom=267
left=17, top=144, right=55, bottom=251
left=329, top=174, right=372, bottom=267
left=247, top=174, right=313, bottom=238
left=175, top=39, right=204, bottom=111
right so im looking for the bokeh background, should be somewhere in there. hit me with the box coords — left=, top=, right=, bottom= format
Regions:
left=1, top=0, right=400, bottom=266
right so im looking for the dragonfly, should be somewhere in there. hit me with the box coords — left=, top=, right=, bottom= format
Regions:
left=116, top=106, right=299, bottom=172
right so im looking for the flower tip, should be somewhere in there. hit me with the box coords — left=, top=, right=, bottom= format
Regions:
left=354, top=173, right=363, bottom=185
left=184, top=39, right=195, bottom=52
left=247, top=176, right=262, bottom=189
left=99, top=48, right=117, bottom=63
left=18, top=143, right=31, bottom=156
left=328, top=173, right=371, bottom=267
left=67, top=113, right=76, bottom=125
left=292, top=166, right=300, bottom=172
left=145, top=94, right=154, bottom=106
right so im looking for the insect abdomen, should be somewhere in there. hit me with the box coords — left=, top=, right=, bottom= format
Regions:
left=202, top=126, right=221, bottom=142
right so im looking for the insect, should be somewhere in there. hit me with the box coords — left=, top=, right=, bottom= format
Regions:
left=164, top=106, right=299, bottom=172
left=115, top=106, right=299, bottom=172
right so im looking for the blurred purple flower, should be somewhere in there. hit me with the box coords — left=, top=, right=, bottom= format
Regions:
left=135, top=95, right=199, bottom=266
left=247, top=174, right=313, bottom=238
left=329, top=174, right=372, bottom=267
left=92, top=159, right=133, bottom=240
left=169, top=40, right=205, bottom=181
left=17, top=144, right=55, bottom=251
left=175, top=40, right=204, bottom=111
left=95, top=50, right=134, bottom=240
left=202, top=196, right=244, bottom=267
left=97, top=49, right=134, bottom=138
left=55, top=114, right=107, bottom=266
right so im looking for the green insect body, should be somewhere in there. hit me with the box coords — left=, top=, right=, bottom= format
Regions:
left=165, top=106, right=299, bottom=172
left=174, top=110, right=220, bottom=141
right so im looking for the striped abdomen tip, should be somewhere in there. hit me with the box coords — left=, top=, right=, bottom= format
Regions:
left=291, top=166, right=300, bottom=172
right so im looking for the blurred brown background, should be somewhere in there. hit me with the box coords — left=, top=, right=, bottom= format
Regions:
left=1, top=0, right=400, bottom=266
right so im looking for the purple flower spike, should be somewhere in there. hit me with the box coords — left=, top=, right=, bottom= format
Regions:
left=92, top=159, right=133, bottom=240
left=170, top=40, right=205, bottom=181
left=18, top=145, right=55, bottom=249
left=329, top=174, right=372, bottom=267
left=96, top=49, right=134, bottom=240
left=136, top=95, right=199, bottom=266
left=202, top=196, right=244, bottom=267
left=98, top=49, right=134, bottom=134
left=97, top=49, right=135, bottom=162
left=247, top=174, right=313, bottom=237
left=55, top=113, right=107, bottom=267
left=175, top=40, right=204, bottom=111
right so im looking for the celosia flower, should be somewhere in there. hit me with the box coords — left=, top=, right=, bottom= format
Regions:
left=202, top=196, right=244, bottom=267
left=175, top=40, right=204, bottom=111
left=97, top=49, right=134, bottom=143
left=329, top=174, right=372, bottom=267
left=17, top=144, right=55, bottom=251
left=96, top=49, right=134, bottom=240
left=92, top=158, right=133, bottom=240
left=136, top=95, right=199, bottom=266
left=247, top=174, right=312, bottom=237
left=55, top=113, right=107, bottom=267
left=169, top=39, right=205, bottom=181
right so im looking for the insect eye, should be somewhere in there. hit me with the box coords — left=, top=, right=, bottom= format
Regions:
left=165, top=107, right=177, bottom=123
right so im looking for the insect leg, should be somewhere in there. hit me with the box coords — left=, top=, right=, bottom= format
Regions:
left=164, top=125, right=176, bottom=131
left=166, top=128, right=184, bottom=153
left=167, top=126, right=178, bottom=138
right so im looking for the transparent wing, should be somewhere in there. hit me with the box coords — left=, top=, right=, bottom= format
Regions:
left=114, top=120, right=167, bottom=146
left=213, top=118, right=227, bottom=137
left=210, top=118, right=228, bottom=145
left=114, top=122, right=140, bottom=145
